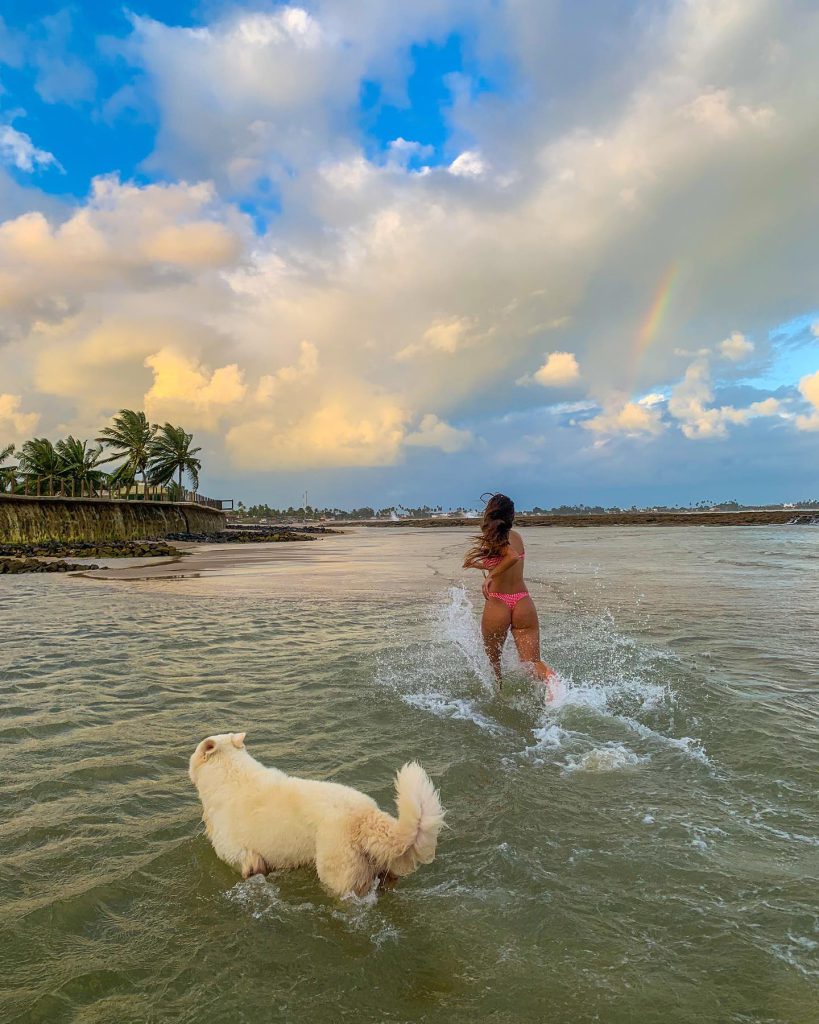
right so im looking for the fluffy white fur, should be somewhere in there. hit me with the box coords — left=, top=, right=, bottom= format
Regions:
left=189, top=732, right=445, bottom=898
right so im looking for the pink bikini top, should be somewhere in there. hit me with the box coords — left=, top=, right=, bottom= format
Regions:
left=482, top=549, right=524, bottom=569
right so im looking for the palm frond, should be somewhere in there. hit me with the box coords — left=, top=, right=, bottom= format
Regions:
left=147, top=423, right=202, bottom=491
left=96, top=410, right=157, bottom=480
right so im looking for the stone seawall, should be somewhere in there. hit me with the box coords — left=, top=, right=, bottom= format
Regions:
left=0, top=495, right=225, bottom=543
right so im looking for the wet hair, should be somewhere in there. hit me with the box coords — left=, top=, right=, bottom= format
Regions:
left=463, top=493, right=515, bottom=566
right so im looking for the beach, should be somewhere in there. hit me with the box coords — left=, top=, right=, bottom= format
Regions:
left=1, top=524, right=817, bottom=1023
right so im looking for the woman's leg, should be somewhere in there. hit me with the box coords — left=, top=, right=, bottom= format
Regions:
left=511, top=596, right=556, bottom=685
left=481, top=598, right=511, bottom=688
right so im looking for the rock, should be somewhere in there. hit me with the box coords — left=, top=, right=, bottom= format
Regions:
left=0, top=540, right=184, bottom=560
left=164, top=529, right=317, bottom=544
left=1, top=555, right=104, bottom=574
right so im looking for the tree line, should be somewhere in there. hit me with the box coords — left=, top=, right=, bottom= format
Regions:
left=0, top=409, right=202, bottom=499
left=234, top=503, right=445, bottom=521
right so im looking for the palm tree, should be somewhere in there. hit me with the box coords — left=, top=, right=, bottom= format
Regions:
left=148, top=423, right=202, bottom=493
left=55, top=436, right=108, bottom=493
left=17, top=438, right=62, bottom=493
left=96, top=410, right=157, bottom=497
left=0, top=443, right=16, bottom=491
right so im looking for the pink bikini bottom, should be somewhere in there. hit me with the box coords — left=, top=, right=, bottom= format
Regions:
left=489, top=591, right=529, bottom=610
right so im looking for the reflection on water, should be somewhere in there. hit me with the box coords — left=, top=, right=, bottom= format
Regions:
left=1, top=526, right=817, bottom=1024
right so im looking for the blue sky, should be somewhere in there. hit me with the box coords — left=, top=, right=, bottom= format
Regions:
left=0, top=1, right=818, bottom=508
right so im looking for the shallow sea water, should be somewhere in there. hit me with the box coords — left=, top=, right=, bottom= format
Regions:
left=1, top=525, right=817, bottom=1023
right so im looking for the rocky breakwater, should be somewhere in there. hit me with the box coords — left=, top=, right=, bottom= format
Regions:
left=0, top=539, right=184, bottom=560
left=0, top=539, right=185, bottom=574
left=0, top=495, right=225, bottom=544
left=165, top=528, right=320, bottom=543
left=1, top=556, right=99, bottom=574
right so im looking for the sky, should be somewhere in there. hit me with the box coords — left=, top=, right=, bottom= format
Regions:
left=0, top=0, right=817, bottom=509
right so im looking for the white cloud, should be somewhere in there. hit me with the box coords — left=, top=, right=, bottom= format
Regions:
left=795, top=369, right=819, bottom=431
left=681, top=89, right=774, bottom=136
left=524, top=351, right=581, bottom=387
left=256, top=341, right=318, bottom=401
left=448, top=150, right=487, bottom=178
left=668, top=358, right=780, bottom=439
left=0, top=125, right=61, bottom=173
left=0, top=176, right=244, bottom=333
left=718, top=331, right=754, bottom=362
left=225, top=392, right=409, bottom=469
left=0, top=393, right=40, bottom=439
left=398, top=316, right=479, bottom=360
left=2, top=0, right=819, bottom=483
left=638, top=392, right=666, bottom=407
left=582, top=398, right=665, bottom=437
left=144, top=350, right=247, bottom=431
left=405, top=414, right=473, bottom=453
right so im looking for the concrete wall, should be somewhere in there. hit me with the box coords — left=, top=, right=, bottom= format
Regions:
left=0, top=495, right=225, bottom=543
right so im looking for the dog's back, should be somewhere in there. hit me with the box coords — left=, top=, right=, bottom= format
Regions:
left=190, top=733, right=443, bottom=897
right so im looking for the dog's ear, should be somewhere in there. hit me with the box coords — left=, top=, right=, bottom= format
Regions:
left=231, top=732, right=247, bottom=749
left=202, top=738, right=217, bottom=759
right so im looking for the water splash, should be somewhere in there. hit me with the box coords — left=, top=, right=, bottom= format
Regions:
left=377, top=584, right=708, bottom=772
left=401, top=691, right=507, bottom=734
left=562, top=744, right=649, bottom=774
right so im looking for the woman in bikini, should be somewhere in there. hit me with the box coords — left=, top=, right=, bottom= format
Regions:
left=463, top=493, right=557, bottom=690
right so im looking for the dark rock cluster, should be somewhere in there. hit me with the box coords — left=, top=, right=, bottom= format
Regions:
left=0, top=540, right=183, bottom=560
left=225, top=524, right=342, bottom=535
left=165, top=530, right=317, bottom=544
left=0, top=556, right=99, bottom=574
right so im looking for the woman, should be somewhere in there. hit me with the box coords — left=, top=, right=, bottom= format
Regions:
left=464, top=493, right=557, bottom=690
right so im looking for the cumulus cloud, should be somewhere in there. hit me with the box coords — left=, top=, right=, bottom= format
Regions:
left=681, top=89, right=774, bottom=136
left=0, top=393, right=40, bottom=439
left=0, top=177, right=244, bottom=335
left=2, top=0, right=819, bottom=488
left=405, top=414, right=473, bottom=453
left=256, top=341, right=318, bottom=401
left=448, top=150, right=487, bottom=178
left=582, top=398, right=665, bottom=437
left=718, top=331, right=754, bottom=362
left=668, top=358, right=780, bottom=439
left=523, top=351, right=581, bottom=387
left=225, top=392, right=409, bottom=469
left=0, top=125, right=61, bottom=172
left=795, top=369, right=819, bottom=431
left=144, top=350, right=247, bottom=431
left=397, top=316, right=480, bottom=360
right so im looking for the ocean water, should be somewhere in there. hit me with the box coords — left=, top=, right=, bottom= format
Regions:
left=1, top=525, right=817, bottom=1024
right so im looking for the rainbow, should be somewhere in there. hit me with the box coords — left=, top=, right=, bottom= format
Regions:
left=634, top=263, right=680, bottom=368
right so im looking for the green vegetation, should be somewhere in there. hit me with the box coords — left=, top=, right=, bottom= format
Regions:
left=147, top=424, right=202, bottom=491
left=1, top=410, right=205, bottom=499
left=96, top=410, right=157, bottom=490
left=232, top=498, right=819, bottom=523
left=0, top=443, right=16, bottom=489
left=233, top=503, right=445, bottom=522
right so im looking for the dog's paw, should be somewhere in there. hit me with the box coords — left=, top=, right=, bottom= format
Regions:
left=240, top=851, right=269, bottom=878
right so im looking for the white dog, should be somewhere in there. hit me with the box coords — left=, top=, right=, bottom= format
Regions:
left=189, top=732, right=445, bottom=898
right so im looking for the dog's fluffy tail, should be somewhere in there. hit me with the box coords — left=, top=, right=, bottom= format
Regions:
left=355, top=762, right=444, bottom=877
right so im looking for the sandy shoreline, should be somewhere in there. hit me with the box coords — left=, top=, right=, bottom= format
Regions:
left=77, top=538, right=320, bottom=582
left=72, top=510, right=814, bottom=583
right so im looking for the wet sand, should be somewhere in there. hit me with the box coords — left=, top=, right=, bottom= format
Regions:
left=79, top=538, right=320, bottom=581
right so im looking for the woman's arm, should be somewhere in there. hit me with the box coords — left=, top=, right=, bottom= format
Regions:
left=481, top=550, right=519, bottom=598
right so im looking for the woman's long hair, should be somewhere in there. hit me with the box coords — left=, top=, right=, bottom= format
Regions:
left=463, top=493, right=515, bottom=567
